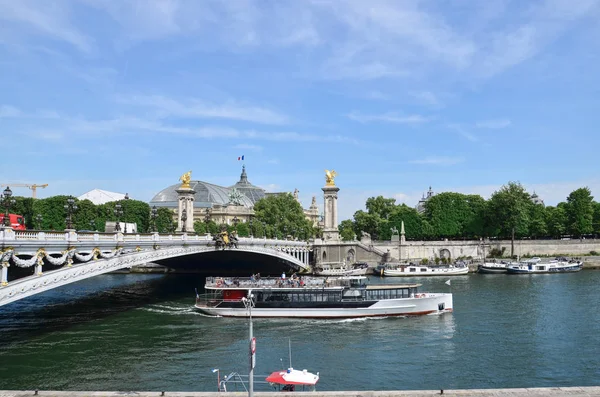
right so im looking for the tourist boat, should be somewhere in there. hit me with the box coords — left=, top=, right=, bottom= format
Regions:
left=383, top=263, right=469, bottom=277
left=506, top=259, right=583, bottom=274
left=313, top=262, right=369, bottom=276
left=194, top=276, right=453, bottom=318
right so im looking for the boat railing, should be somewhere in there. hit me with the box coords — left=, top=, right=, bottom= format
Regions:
left=205, top=276, right=355, bottom=289
left=195, top=292, right=225, bottom=307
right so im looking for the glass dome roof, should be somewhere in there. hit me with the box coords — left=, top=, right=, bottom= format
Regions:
left=150, top=180, right=254, bottom=208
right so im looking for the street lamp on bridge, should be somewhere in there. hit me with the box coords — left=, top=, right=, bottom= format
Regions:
left=123, top=193, right=130, bottom=233
left=232, top=216, right=239, bottom=231
left=114, top=202, right=123, bottom=232
left=35, top=214, right=43, bottom=230
left=64, top=196, right=78, bottom=230
left=150, top=205, right=158, bottom=233
left=204, top=208, right=210, bottom=223
left=1, top=186, right=15, bottom=228
left=249, top=219, right=253, bottom=238
left=89, top=219, right=96, bottom=232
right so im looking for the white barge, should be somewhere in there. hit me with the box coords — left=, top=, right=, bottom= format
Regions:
left=194, top=276, right=453, bottom=318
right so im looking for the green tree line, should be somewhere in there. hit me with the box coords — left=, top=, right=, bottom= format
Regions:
left=339, top=182, right=600, bottom=242
left=8, top=196, right=175, bottom=233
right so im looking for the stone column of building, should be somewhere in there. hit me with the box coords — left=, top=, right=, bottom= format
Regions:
left=322, top=171, right=340, bottom=241
left=176, top=172, right=196, bottom=232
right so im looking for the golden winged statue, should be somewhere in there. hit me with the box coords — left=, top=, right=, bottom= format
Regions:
left=325, top=169, right=337, bottom=186
left=179, top=170, right=192, bottom=188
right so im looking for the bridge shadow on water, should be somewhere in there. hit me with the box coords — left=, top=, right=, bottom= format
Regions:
left=0, top=251, right=294, bottom=344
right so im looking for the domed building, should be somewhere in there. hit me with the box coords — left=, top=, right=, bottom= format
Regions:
left=149, top=166, right=320, bottom=228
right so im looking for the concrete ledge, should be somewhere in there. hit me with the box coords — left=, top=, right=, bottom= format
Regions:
left=2, top=388, right=600, bottom=397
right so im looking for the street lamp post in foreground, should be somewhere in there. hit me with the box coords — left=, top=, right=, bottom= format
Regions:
left=123, top=193, right=130, bottom=233
left=1, top=186, right=15, bottom=228
left=114, top=203, right=123, bottom=232
left=242, top=292, right=256, bottom=397
left=211, top=368, right=220, bottom=392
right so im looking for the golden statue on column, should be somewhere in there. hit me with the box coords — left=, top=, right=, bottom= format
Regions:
left=179, top=170, right=192, bottom=188
left=325, top=170, right=337, bottom=186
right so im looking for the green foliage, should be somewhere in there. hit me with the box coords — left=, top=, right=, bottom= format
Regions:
left=529, top=203, right=547, bottom=238
left=486, top=181, right=532, bottom=238
left=389, top=204, right=424, bottom=239
left=253, top=193, right=315, bottom=239
left=155, top=207, right=175, bottom=233
left=352, top=210, right=380, bottom=239
left=545, top=204, right=567, bottom=238
left=236, top=222, right=250, bottom=237
left=565, top=187, right=594, bottom=237
left=424, top=192, right=484, bottom=238
left=194, top=221, right=208, bottom=235
left=365, top=196, right=396, bottom=220
left=32, top=195, right=71, bottom=230
left=594, top=202, right=600, bottom=234
left=339, top=219, right=355, bottom=241
left=488, top=247, right=506, bottom=258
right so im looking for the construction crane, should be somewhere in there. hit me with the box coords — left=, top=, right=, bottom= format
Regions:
left=0, top=184, right=48, bottom=198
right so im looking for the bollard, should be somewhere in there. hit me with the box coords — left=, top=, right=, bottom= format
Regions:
left=34, top=391, right=38, bottom=395
left=161, top=392, right=165, bottom=396
left=440, top=390, right=444, bottom=395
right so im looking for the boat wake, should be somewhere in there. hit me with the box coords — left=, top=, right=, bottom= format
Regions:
left=140, top=304, right=204, bottom=316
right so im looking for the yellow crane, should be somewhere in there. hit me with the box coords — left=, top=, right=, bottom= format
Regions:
left=0, top=183, right=48, bottom=198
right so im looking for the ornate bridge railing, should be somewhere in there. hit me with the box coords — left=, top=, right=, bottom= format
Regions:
left=0, top=229, right=314, bottom=306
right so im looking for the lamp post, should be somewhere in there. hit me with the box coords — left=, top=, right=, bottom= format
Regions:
left=123, top=193, right=130, bottom=233
left=211, top=368, right=220, bottom=392
left=64, top=196, right=78, bottom=230
left=89, top=219, right=96, bottom=232
left=204, top=208, right=210, bottom=223
left=181, top=208, right=187, bottom=233
left=35, top=214, right=43, bottom=230
left=249, top=219, right=254, bottom=238
left=242, top=292, right=256, bottom=397
left=232, top=216, right=239, bottom=232
left=1, top=186, right=15, bottom=228
left=114, top=202, right=123, bottom=232
left=151, top=205, right=158, bottom=233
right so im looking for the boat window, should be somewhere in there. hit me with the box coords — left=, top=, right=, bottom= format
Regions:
left=410, top=268, right=416, bottom=272
left=420, top=268, right=427, bottom=272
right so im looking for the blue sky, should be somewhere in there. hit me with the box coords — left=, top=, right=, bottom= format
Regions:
left=1, top=0, right=599, bottom=221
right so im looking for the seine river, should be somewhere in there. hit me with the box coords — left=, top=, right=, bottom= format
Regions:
left=1, top=271, right=599, bottom=391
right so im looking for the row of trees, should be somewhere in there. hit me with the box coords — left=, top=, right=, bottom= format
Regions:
left=9, top=196, right=176, bottom=233
left=339, top=182, right=600, bottom=242
left=7, top=192, right=318, bottom=239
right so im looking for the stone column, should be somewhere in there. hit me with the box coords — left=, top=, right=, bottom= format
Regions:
left=176, top=186, right=196, bottom=232
left=399, top=221, right=406, bottom=261
left=322, top=185, right=340, bottom=241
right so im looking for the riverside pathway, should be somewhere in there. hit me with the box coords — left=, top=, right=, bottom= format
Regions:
left=2, top=388, right=600, bottom=397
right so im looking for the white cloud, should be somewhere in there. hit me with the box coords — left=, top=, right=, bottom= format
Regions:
left=347, top=111, right=430, bottom=124
left=410, top=91, right=440, bottom=106
left=259, top=183, right=281, bottom=192
left=476, top=119, right=512, bottom=129
left=0, top=0, right=93, bottom=53
left=409, top=156, right=465, bottom=166
left=0, top=105, right=22, bottom=117
left=119, top=95, right=289, bottom=125
left=267, top=159, right=280, bottom=165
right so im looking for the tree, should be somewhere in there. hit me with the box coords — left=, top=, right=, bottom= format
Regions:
left=194, top=221, right=207, bottom=235
left=565, top=187, right=594, bottom=237
left=365, top=196, right=396, bottom=220
left=11, top=196, right=35, bottom=229
left=236, top=222, right=250, bottom=237
left=545, top=205, right=567, bottom=238
left=529, top=202, right=548, bottom=239
left=424, top=192, right=477, bottom=238
left=32, top=195, right=71, bottom=231
left=593, top=202, right=600, bottom=236
left=73, top=199, right=98, bottom=231
left=155, top=207, right=175, bottom=233
left=339, top=219, right=355, bottom=241
left=253, top=193, right=315, bottom=239
left=121, top=199, right=151, bottom=233
left=352, top=210, right=380, bottom=239
left=486, top=182, right=532, bottom=256
left=388, top=204, right=424, bottom=239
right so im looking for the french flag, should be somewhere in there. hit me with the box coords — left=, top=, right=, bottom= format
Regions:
left=238, top=155, right=245, bottom=161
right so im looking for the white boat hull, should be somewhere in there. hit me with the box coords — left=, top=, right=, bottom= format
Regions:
left=507, top=261, right=583, bottom=274
left=195, top=293, right=453, bottom=318
left=314, top=267, right=369, bottom=276
left=384, top=266, right=469, bottom=277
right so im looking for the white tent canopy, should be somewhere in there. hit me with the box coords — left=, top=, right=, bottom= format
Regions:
left=78, top=189, right=127, bottom=205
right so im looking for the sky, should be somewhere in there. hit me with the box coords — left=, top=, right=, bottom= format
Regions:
left=1, top=0, right=599, bottom=222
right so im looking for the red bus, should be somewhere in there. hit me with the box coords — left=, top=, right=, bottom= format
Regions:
left=0, top=213, right=26, bottom=230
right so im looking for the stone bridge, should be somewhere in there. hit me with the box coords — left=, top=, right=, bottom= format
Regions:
left=0, top=229, right=312, bottom=307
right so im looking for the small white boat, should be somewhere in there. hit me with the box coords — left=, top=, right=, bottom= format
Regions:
left=384, top=264, right=469, bottom=277
left=313, top=262, right=369, bottom=276
left=507, top=259, right=583, bottom=274
left=266, top=368, right=319, bottom=392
